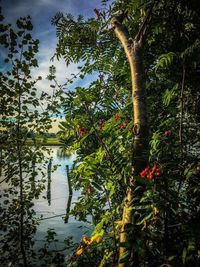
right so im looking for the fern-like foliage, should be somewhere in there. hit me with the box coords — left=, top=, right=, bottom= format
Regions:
left=155, top=52, right=176, bottom=70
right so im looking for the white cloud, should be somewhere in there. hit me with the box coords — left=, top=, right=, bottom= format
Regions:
left=4, top=0, right=74, bottom=19
left=2, top=0, right=101, bottom=96
left=32, top=37, right=79, bottom=96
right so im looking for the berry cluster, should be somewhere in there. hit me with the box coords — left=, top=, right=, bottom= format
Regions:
left=115, top=113, right=126, bottom=129
left=140, top=166, right=161, bottom=180
left=79, top=127, right=87, bottom=137
left=115, top=113, right=121, bottom=121
left=99, top=119, right=105, bottom=130
left=79, top=112, right=127, bottom=138
left=120, top=124, right=126, bottom=129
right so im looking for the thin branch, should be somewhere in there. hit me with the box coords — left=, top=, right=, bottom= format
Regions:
left=177, top=63, right=186, bottom=195
left=83, top=104, right=126, bottom=195
left=135, top=0, right=157, bottom=44
left=40, top=213, right=66, bottom=220
left=179, top=64, right=186, bottom=158
left=0, top=176, right=8, bottom=184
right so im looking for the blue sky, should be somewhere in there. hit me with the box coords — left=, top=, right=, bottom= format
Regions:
left=1, top=0, right=105, bottom=93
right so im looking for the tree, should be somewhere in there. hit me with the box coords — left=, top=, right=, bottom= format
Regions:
left=52, top=0, right=200, bottom=266
left=0, top=14, right=61, bottom=266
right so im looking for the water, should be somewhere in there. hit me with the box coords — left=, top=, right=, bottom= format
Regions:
left=34, top=146, right=91, bottom=251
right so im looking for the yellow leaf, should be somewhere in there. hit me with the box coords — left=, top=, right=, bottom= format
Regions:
left=82, top=235, right=92, bottom=245
left=115, top=220, right=122, bottom=230
left=75, top=246, right=84, bottom=256
left=153, top=207, right=159, bottom=215
left=142, top=220, right=147, bottom=231
left=91, top=234, right=102, bottom=244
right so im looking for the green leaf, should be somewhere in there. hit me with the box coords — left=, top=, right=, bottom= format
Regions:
left=163, top=83, right=179, bottom=106
left=168, top=255, right=176, bottom=261
left=137, top=212, right=153, bottom=225
left=182, top=247, right=187, bottom=264
left=119, top=242, right=132, bottom=249
left=156, top=52, right=176, bottom=70
left=31, top=59, right=38, bottom=67
left=188, top=239, right=195, bottom=251
left=119, top=251, right=130, bottom=263
left=91, top=181, right=103, bottom=191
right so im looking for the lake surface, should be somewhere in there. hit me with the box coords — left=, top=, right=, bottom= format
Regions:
left=34, top=146, right=91, bottom=251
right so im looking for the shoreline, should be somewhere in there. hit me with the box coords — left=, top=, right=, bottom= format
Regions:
left=25, top=137, right=63, bottom=146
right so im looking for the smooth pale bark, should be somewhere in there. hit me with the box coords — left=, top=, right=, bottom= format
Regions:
left=112, top=18, right=148, bottom=267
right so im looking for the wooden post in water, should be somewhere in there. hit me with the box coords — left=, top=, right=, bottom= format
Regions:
left=47, top=158, right=52, bottom=206
left=31, top=158, right=36, bottom=191
left=66, top=165, right=72, bottom=195
left=65, top=164, right=73, bottom=223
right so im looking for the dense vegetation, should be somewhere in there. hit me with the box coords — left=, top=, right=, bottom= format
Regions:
left=0, top=0, right=200, bottom=266
left=0, top=13, right=62, bottom=266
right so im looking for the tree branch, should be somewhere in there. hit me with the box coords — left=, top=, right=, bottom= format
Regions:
left=111, top=17, right=133, bottom=60
left=135, top=0, right=157, bottom=44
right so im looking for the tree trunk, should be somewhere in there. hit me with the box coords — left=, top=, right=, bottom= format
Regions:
left=112, top=18, right=148, bottom=267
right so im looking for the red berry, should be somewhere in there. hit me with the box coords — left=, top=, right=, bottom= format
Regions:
left=115, top=113, right=120, bottom=121
left=147, top=172, right=153, bottom=180
left=79, top=127, right=87, bottom=137
left=156, top=171, right=161, bottom=177
left=120, top=124, right=126, bottom=129
left=94, top=8, right=101, bottom=19
left=163, top=130, right=171, bottom=137
left=152, top=166, right=157, bottom=172
left=99, top=119, right=105, bottom=130
left=140, top=170, right=146, bottom=177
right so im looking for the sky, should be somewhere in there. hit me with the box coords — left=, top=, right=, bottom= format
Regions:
left=1, top=0, right=105, bottom=94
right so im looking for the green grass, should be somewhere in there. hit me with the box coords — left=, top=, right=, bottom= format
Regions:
left=26, top=137, right=62, bottom=146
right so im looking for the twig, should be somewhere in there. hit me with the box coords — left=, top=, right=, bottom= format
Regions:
left=178, top=63, right=186, bottom=195
left=135, top=0, right=157, bottom=44
left=179, top=64, right=186, bottom=158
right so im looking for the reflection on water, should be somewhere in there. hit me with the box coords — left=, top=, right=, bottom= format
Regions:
left=34, top=146, right=91, bottom=251
left=47, top=158, right=52, bottom=206
left=56, top=147, right=73, bottom=160
left=65, top=165, right=72, bottom=223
